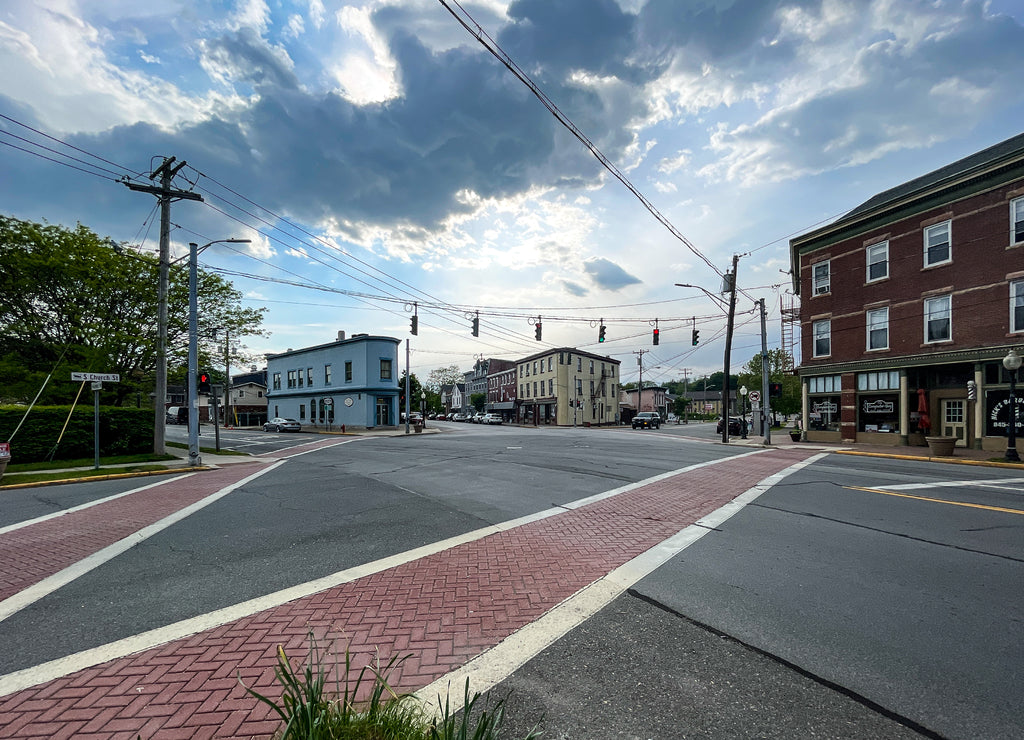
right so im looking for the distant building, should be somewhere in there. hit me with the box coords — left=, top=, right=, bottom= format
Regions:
left=516, top=348, right=620, bottom=426
left=266, top=331, right=401, bottom=429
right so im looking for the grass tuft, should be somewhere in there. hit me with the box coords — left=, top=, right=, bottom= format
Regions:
left=240, top=637, right=541, bottom=740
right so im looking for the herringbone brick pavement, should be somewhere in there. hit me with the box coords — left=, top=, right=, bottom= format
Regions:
left=0, top=463, right=268, bottom=604
left=0, top=449, right=814, bottom=739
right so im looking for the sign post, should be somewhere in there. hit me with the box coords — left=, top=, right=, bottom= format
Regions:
left=72, top=373, right=120, bottom=469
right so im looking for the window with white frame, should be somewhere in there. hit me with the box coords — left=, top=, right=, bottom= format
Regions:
left=1012, top=197, right=1024, bottom=245
left=866, top=307, right=889, bottom=350
left=287, top=370, right=297, bottom=388
left=380, top=359, right=392, bottom=380
left=808, top=375, right=841, bottom=393
left=812, top=319, right=831, bottom=357
left=924, top=221, right=951, bottom=266
left=812, top=261, right=830, bottom=295
left=1012, top=280, right=1024, bottom=333
left=273, top=372, right=281, bottom=390
left=857, top=371, right=900, bottom=391
left=866, top=241, right=888, bottom=282
left=924, top=294, right=951, bottom=342
left=324, top=364, right=332, bottom=385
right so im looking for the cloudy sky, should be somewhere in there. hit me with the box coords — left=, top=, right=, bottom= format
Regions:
left=2, top=0, right=1023, bottom=386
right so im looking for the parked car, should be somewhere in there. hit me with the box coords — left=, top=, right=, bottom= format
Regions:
left=666, top=414, right=680, bottom=424
left=165, top=406, right=187, bottom=425
left=480, top=413, right=503, bottom=425
left=263, top=417, right=301, bottom=432
left=716, top=416, right=743, bottom=435
left=632, top=412, right=661, bottom=429
left=453, top=412, right=470, bottom=422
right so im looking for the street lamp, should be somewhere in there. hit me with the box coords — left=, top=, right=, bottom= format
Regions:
left=739, top=385, right=748, bottom=439
left=1003, top=349, right=1021, bottom=462
left=187, top=239, right=250, bottom=466
left=421, top=391, right=426, bottom=428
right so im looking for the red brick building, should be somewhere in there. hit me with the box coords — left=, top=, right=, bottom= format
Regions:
left=790, top=133, right=1024, bottom=451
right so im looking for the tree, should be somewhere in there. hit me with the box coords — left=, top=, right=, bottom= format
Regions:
left=736, top=350, right=800, bottom=420
left=426, top=365, right=464, bottom=392
left=470, top=393, right=486, bottom=412
left=398, top=371, right=422, bottom=411
left=0, top=215, right=266, bottom=406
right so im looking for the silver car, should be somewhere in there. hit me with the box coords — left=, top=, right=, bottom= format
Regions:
left=263, top=417, right=301, bottom=432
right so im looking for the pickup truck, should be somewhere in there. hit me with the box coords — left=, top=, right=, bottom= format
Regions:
left=632, top=412, right=661, bottom=429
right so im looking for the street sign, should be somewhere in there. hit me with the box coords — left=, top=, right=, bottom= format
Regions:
left=91, top=381, right=103, bottom=391
left=71, top=372, right=120, bottom=382
left=704, top=403, right=713, bottom=410
left=748, top=390, right=761, bottom=403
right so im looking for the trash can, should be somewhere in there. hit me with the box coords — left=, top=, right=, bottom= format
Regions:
left=414, top=422, right=423, bottom=433
left=0, top=442, right=11, bottom=483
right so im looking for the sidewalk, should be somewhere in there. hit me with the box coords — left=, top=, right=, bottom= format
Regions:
left=0, top=448, right=819, bottom=738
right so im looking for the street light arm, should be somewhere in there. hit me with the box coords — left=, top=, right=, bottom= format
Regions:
left=177, top=238, right=251, bottom=264
left=675, top=283, right=729, bottom=310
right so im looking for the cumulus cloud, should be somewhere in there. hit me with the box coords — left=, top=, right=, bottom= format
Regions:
left=583, top=258, right=641, bottom=291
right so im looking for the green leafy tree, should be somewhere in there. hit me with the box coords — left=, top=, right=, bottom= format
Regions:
left=736, top=350, right=800, bottom=420
left=470, top=393, right=486, bottom=412
left=0, top=215, right=266, bottom=406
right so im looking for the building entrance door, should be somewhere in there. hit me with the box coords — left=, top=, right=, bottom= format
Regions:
left=941, top=399, right=967, bottom=446
left=376, top=397, right=390, bottom=426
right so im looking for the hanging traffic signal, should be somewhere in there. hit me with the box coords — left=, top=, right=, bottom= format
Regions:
left=410, top=315, right=418, bottom=335
left=198, top=371, right=211, bottom=394
left=534, top=320, right=542, bottom=341
left=769, top=382, right=783, bottom=398
left=598, top=324, right=606, bottom=343
left=652, top=328, right=660, bottom=345
left=691, top=329, right=700, bottom=346
left=472, top=313, right=479, bottom=337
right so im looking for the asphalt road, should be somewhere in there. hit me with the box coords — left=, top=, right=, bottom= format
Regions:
left=488, top=452, right=1024, bottom=740
left=3, top=426, right=1021, bottom=738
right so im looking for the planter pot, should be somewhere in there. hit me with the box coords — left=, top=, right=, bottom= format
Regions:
left=925, top=436, right=957, bottom=457
left=789, top=431, right=801, bottom=442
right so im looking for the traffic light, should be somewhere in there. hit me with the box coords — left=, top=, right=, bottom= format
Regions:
left=769, top=382, right=782, bottom=398
left=652, top=328, right=660, bottom=345
left=691, top=329, right=700, bottom=346
left=472, top=314, right=480, bottom=337
left=598, top=324, right=606, bottom=343
left=410, top=315, right=418, bottom=335
left=198, top=371, right=211, bottom=394
left=534, top=320, right=542, bottom=341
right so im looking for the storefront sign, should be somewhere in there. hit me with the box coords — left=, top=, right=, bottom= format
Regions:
left=812, top=401, right=837, bottom=414
left=985, top=390, right=1024, bottom=437
left=862, top=399, right=894, bottom=413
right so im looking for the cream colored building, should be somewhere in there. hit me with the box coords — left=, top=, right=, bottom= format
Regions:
left=516, top=348, right=620, bottom=426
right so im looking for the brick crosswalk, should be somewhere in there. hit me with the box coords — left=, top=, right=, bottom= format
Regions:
left=0, top=448, right=814, bottom=739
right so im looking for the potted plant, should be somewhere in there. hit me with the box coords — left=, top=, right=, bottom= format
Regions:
left=925, top=436, right=957, bottom=456
left=789, top=423, right=801, bottom=442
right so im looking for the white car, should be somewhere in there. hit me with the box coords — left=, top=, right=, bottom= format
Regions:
left=480, top=413, right=503, bottom=425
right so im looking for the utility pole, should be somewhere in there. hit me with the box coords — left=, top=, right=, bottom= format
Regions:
left=682, top=368, right=690, bottom=424
left=635, top=349, right=648, bottom=412
left=223, top=328, right=231, bottom=428
left=759, top=298, right=772, bottom=445
left=722, top=254, right=740, bottom=443
left=125, top=157, right=203, bottom=454
left=404, top=338, right=411, bottom=434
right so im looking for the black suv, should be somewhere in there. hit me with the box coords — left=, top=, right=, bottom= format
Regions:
left=632, top=412, right=661, bottom=429
left=717, top=416, right=743, bottom=434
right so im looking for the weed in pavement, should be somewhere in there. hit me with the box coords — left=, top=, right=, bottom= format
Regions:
left=240, top=638, right=541, bottom=740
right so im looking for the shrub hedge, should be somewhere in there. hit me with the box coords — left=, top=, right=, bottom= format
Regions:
left=0, top=405, right=154, bottom=464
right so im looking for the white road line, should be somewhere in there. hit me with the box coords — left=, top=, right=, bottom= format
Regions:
left=0, top=447, right=790, bottom=698
left=414, top=452, right=829, bottom=717
left=0, top=462, right=284, bottom=625
left=884, top=477, right=1024, bottom=492
left=0, top=473, right=198, bottom=536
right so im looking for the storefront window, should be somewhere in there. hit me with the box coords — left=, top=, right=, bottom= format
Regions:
left=858, top=394, right=899, bottom=432
left=808, top=395, right=840, bottom=431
